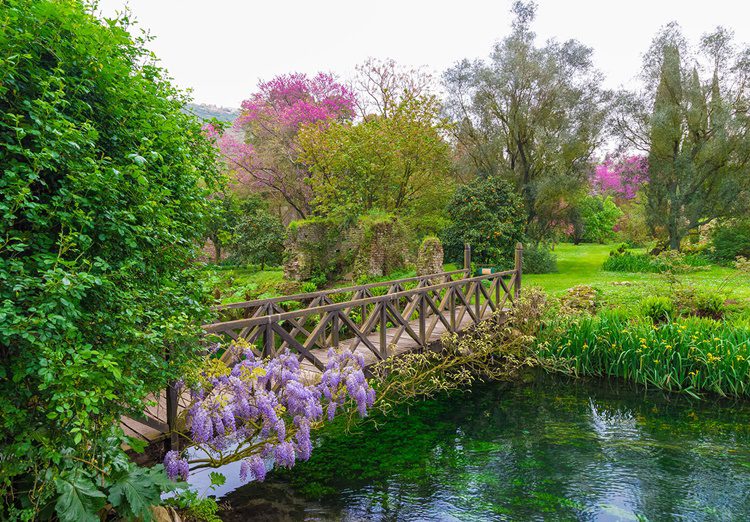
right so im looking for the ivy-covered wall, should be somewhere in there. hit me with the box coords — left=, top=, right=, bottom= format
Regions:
left=416, top=236, right=445, bottom=277
left=352, top=213, right=410, bottom=280
left=284, top=213, right=410, bottom=282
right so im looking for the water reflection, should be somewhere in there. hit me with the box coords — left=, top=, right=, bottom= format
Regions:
left=219, top=376, right=750, bottom=521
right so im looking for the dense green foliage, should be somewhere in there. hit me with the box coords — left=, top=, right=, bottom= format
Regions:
left=521, top=244, right=557, bottom=274
left=0, top=0, right=219, bottom=518
left=444, top=2, right=610, bottom=241
left=602, top=249, right=665, bottom=273
left=204, top=192, right=241, bottom=262
left=570, top=195, right=622, bottom=244
left=231, top=197, right=286, bottom=269
left=299, top=95, right=453, bottom=232
left=537, top=311, right=750, bottom=398
left=441, top=176, right=524, bottom=264
left=615, top=24, right=750, bottom=249
left=710, top=220, right=750, bottom=262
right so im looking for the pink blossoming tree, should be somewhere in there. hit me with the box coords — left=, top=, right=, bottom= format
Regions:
left=210, top=73, right=356, bottom=219
left=591, top=155, right=648, bottom=200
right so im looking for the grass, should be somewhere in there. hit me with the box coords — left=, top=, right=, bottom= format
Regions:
left=527, top=243, right=750, bottom=399
left=210, top=243, right=750, bottom=310
left=525, top=243, right=750, bottom=311
left=210, top=265, right=287, bottom=304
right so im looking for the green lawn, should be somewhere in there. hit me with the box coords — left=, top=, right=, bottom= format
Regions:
left=210, top=243, right=750, bottom=311
left=525, top=243, right=750, bottom=311
left=210, top=266, right=287, bottom=304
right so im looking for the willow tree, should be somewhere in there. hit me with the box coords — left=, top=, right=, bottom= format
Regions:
left=614, top=24, right=750, bottom=249
left=443, top=1, right=610, bottom=241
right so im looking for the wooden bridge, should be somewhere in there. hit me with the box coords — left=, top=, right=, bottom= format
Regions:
left=122, top=244, right=523, bottom=449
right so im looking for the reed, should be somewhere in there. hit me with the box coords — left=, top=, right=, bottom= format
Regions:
left=536, top=310, right=750, bottom=398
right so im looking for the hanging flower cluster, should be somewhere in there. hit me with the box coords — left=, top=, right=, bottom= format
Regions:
left=164, top=345, right=374, bottom=482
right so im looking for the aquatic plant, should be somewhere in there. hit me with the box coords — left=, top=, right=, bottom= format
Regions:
left=536, top=311, right=750, bottom=398
left=166, top=343, right=374, bottom=482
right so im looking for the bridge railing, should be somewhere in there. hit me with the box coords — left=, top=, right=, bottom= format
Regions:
left=212, top=268, right=469, bottom=318
left=202, top=242, right=523, bottom=370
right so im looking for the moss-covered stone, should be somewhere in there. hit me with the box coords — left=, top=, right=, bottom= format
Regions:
left=416, top=236, right=444, bottom=277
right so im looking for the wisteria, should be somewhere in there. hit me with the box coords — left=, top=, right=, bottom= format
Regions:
left=164, top=344, right=374, bottom=483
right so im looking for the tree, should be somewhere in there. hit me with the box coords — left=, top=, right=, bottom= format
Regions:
left=440, top=177, right=525, bottom=264
left=613, top=24, right=750, bottom=249
left=591, top=155, right=648, bottom=201
left=299, top=94, right=454, bottom=231
left=443, top=1, right=610, bottom=241
left=353, top=57, right=434, bottom=120
left=570, top=195, right=623, bottom=244
left=205, top=192, right=242, bottom=262
left=0, top=1, right=220, bottom=518
left=213, top=74, right=356, bottom=220
left=232, top=197, right=286, bottom=269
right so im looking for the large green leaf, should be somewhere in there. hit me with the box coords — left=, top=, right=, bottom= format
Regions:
left=54, top=475, right=107, bottom=522
left=108, top=466, right=165, bottom=521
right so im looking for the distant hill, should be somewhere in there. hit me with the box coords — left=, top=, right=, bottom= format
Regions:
left=185, top=103, right=240, bottom=123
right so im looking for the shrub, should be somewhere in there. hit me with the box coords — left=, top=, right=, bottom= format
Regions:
left=522, top=244, right=558, bottom=274
left=572, top=194, right=623, bottom=244
left=231, top=197, right=286, bottom=269
left=440, top=176, right=525, bottom=265
left=710, top=220, right=750, bottom=263
left=1, top=1, right=219, bottom=518
left=601, top=246, right=700, bottom=273
left=602, top=249, right=658, bottom=272
left=560, top=285, right=599, bottom=315
left=641, top=296, right=675, bottom=323
left=694, top=293, right=726, bottom=320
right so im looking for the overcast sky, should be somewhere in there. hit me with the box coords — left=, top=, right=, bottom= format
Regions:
left=96, top=0, right=750, bottom=108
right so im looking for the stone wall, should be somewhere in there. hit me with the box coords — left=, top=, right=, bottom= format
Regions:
left=283, top=213, right=411, bottom=282
left=352, top=214, right=409, bottom=280
left=283, top=217, right=352, bottom=281
left=416, top=236, right=444, bottom=277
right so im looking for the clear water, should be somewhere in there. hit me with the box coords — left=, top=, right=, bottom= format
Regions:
left=217, top=376, right=750, bottom=521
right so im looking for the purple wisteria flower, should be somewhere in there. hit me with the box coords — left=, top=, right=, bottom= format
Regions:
left=165, top=345, right=374, bottom=483
left=164, top=450, right=189, bottom=481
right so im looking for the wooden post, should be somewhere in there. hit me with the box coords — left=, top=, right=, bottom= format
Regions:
left=264, top=322, right=274, bottom=357
left=165, top=382, right=178, bottom=453
left=514, top=242, right=523, bottom=300
left=449, top=287, right=456, bottom=330
left=332, top=312, right=339, bottom=348
left=419, top=294, right=426, bottom=349
left=463, top=243, right=471, bottom=277
left=379, top=302, right=387, bottom=358
left=474, top=283, right=481, bottom=320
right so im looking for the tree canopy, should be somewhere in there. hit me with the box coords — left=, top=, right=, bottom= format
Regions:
left=443, top=1, right=611, bottom=242
left=299, top=93, right=453, bottom=231
left=614, top=23, right=750, bottom=249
